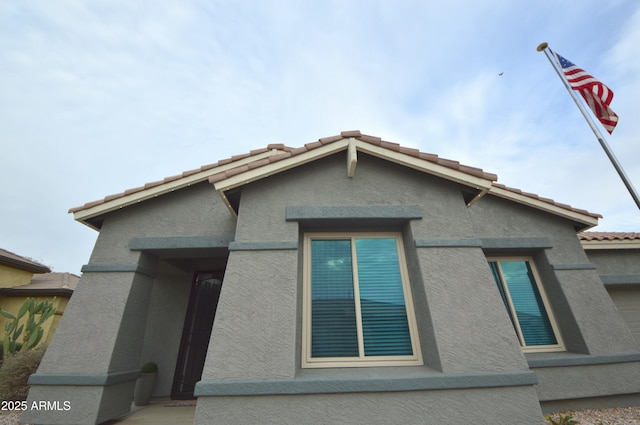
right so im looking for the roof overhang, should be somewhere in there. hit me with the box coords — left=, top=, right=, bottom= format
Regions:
left=488, top=185, right=599, bottom=231
left=71, top=149, right=286, bottom=229
left=581, top=239, right=640, bottom=250
left=0, top=287, right=74, bottom=297
left=69, top=132, right=601, bottom=233
left=212, top=138, right=495, bottom=216
left=0, top=256, right=50, bottom=274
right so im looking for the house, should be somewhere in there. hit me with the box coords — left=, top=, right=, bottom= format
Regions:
left=0, top=248, right=51, bottom=288
left=23, top=131, right=640, bottom=424
left=0, top=249, right=77, bottom=350
left=580, top=232, right=640, bottom=344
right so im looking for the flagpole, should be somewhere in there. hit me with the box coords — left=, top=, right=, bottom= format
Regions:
left=537, top=42, right=640, bottom=210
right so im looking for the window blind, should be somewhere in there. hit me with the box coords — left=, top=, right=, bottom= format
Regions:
left=355, top=238, right=412, bottom=356
left=490, top=260, right=557, bottom=346
left=310, top=239, right=358, bottom=357
left=310, top=237, right=413, bottom=359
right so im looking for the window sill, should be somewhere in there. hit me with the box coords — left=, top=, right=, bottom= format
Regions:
left=194, top=366, right=538, bottom=397
left=526, top=351, right=640, bottom=368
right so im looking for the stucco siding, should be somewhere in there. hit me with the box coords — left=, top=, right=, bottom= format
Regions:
left=586, top=249, right=640, bottom=276
left=26, top=145, right=640, bottom=424
left=140, top=263, right=192, bottom=397
left=203, top=250, right=299, bottom=380
left=607, top=287, right=640, bottom=344
left=415, top=245, right=528, bottom=372
left=0, top=263, right=34, bottom=287
left=533, top=361, right=640, bottom=403
left=88, top=182, right=235, bottom=265
left=585, top=248, right=640, bottom=346
left=194, top=386, right=545, bottom=425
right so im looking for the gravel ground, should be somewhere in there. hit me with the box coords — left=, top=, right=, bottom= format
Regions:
left=545, top=407, right=640, bottom=425
left=3, top=406, right=640, bottom=424
left=0, top=411, right=23, bottom=425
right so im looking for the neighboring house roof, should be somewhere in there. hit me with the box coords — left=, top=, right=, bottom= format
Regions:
left=70, top=130, right=601, bottom=231
left=579, top=232, right=640, bottom=250
left=0, top=272, right=79, bottom=297
left=0, top=248, right=51, bottom=274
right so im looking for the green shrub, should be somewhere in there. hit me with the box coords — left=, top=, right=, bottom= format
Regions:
left=1, top=297, right=56, bottom=356
left=0, top=347, right=45, bottom=402
left=546, top=413, right=579, bottom=425
left=141, top=362, right=158, bottom=373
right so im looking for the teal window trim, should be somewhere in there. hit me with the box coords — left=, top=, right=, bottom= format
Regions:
left=488, top=257, right=564, bottom=352
left=302, top=232, right=423, bottom=368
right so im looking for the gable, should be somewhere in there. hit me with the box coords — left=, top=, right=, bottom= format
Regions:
left=70, top=131, right=600, bottom=232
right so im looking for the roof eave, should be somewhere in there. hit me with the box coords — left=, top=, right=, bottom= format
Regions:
left=212, top=138, right=496, bottom=216
left=0, top=257, right=51, bottom=274
left=71, top=149, right=286, bottom=229
left=488, top=185, right=600, bottom=231
left=581, top=240, right=640, bottom=250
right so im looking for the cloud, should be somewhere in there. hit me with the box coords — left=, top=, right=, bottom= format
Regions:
left=2, top=1, right=640, bottom=273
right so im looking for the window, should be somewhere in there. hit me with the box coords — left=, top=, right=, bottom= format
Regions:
left=488, top=257, right=563, bottom=352
left=302, top=232, right=422, bottom=368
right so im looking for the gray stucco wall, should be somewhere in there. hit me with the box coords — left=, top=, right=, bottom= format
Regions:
left=469, top=197, right=640, bottom=408
left=195, top=386, right=545, bottom=425
left=140, top=262, right=191, bottom=397
left=585, top=247, right=640, bottom=346
left=586, top=249, right=640, bottom=276
left=25, top=183, right=236, bottom=424
left=197, top=153, right=545, bottom=422
left=197, top=152, right=640, bottom=423
left=25, top=151, right=640, bottom=424
left=88, top=182, right=236, bottom=265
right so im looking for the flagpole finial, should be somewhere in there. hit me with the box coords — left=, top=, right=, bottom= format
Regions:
left=536, top=42, right=548, bottom=52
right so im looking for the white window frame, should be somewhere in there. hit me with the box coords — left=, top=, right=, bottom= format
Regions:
left=302, top=232, right=423, bottom=368
left=488, top=256, right=564, bottom=353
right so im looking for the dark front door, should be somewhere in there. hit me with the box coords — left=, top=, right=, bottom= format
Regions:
left=171, top=271, right=223, bottom=399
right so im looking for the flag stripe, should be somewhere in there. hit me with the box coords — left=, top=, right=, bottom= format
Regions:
left=552, top=50, right=618, bottom=134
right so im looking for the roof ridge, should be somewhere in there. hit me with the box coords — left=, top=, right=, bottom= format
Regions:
left=70, top=131, right=499, bottom=214
left=68, top=131, right=601, bottom=229
left=208, top=131, right=499, bottom=185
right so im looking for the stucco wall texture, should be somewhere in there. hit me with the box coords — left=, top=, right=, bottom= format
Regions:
left=23, top=150, right=640, bottom=424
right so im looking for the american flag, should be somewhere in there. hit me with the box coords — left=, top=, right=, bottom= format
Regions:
left=553, top=51, right=618, bottom=134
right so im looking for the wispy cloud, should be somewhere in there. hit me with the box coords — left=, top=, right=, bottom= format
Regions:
left=1, top=0, right=639, bottom=272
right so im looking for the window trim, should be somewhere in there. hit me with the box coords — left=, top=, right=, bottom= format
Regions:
left=488, top=256, right=564, bottom=353
left=302, top=232, right=423, bottom=368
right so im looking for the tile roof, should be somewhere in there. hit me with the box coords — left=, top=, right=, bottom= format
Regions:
left=69, top=130, right=601, bottom=228
left=0, top=248, right=51, bottom=273
left=7, top=272, right=80, bottom=291
left=0, top=272, right=79, bottom=297
left=68, top=145, right=286, bottom=214
left=490, top=183, right=601, bottom=219
left=579, top=232, right=640, bottom=241
left=207, top=131, right=498, bottom=184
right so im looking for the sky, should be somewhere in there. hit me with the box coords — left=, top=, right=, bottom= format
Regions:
left=1, top=0, right=639, bottom=275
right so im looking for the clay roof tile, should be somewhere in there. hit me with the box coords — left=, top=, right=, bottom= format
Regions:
left=69, top=130, right=600, bottom=225
left=304, top=141, right=323, bottom=150
left=357, top=134, right=382, bottom=145
left=268, top=151, right=293, bottom=163
left=341, top=130, right=362, bottom=138
left=266, top=143, right=287, bottom=150
left=398, top=146, right=421, bottom=157
left=579, top=232, right=640, bottom=241
left=318, top=135, right=343, bottom=144
left=379, top=141, right=401, bottom=151
left=224, top=164, right=250, bottom=178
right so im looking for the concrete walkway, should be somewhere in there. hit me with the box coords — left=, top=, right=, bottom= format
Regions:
left=104, top=401, right=196, bottom=425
